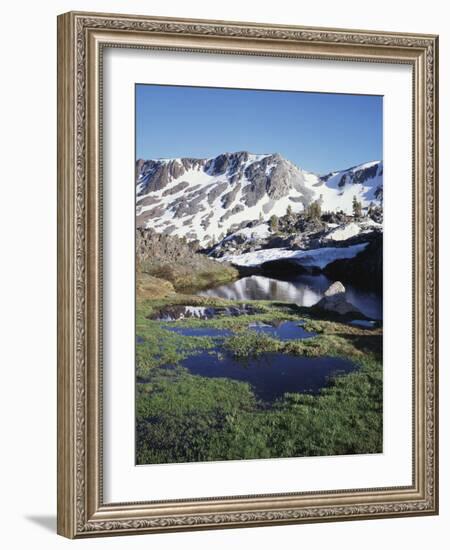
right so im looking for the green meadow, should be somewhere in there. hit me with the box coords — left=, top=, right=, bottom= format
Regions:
left=136, top=290, right=383, bottom=464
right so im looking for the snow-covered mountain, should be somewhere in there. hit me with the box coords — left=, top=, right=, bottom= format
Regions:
left=136, top=151, right=382, bottom=246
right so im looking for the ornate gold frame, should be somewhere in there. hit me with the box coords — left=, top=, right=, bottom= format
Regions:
left=57, top=11, right=439, bottom=538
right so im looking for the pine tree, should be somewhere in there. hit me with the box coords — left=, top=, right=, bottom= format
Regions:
left=269, top=214, right=278, bottom=232
left=306, top=199, right=322, bottom=220
left=352, top=195, right=362, bottom=218
left=286, top=204, right=293, bottom=219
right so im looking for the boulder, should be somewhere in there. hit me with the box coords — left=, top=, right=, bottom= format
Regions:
left=314, top=281, right=362, bottom=316
left=324, top=281, right=346, bottom=297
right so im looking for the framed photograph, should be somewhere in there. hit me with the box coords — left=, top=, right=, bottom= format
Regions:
left=57, top=11, right=439, bottom=538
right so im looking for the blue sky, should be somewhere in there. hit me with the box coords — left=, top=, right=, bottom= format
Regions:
left=136, top=84, right=382, bottom=174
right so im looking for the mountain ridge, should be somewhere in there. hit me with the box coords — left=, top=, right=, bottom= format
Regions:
left=136, top=151, right=383, bottom=246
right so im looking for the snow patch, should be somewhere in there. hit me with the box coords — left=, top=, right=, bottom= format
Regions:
left=224, top=223, right=271, bottom=242
left=360, top=219, right=383, bottom=230
left=136, top=153, right=383, bottom=246
left=326, top=222, right=361, bottom=241
left=219, top=242, right=369, bottom=268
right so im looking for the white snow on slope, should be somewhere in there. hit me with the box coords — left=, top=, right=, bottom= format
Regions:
left=137, top=166, right=311, bottom=246
left=223, top=223, right=271, bottom=242
left=309, top=161, right=383, bottom=215
left=219, top=242, right=368, bottom=268
left=136, top=153, right=383, bottom=246
left=325, top=220, right=383, bottom=242
left=360, top=219, right=383, bottom=229
left=326, top=222, right=362, bottom=241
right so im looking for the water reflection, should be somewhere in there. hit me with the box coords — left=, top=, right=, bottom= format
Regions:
left=179, top=351, right=357, bottom=402
left=248, top=321, right=315, bottom=341
left=199, top=274, right=382, bottom=320
left=163, top=321, right=315, bottom=341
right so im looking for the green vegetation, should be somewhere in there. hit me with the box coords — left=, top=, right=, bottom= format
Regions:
left=134, top=196, right=383, bottom=464
left=224, top=331, right=281, bottom=357
left=286, top=204, right=295, bottom=222
left=135, top=292, right=383, bottom=464
left=136, top=352, right=382, bottom=463
left=140, top=260, right=238, bottom=294
left=352, top=195, right=363, bottom=218
left=306, top=198, right=322, bottom=220
left=269, top=214, right=279, bottom=231
left=136, top=273, right=176, bottom=300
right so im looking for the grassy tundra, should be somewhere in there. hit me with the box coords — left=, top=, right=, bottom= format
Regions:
left=135, top=279, right=382, bottom=464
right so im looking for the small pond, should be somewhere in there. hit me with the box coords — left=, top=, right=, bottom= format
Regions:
left=178, top=350, right=357, bottom=402
left=163, top=321, right=314, bottom=341
left=140, top=321, right=355, bottom=401
left=248, top=321, right=315, bottom=341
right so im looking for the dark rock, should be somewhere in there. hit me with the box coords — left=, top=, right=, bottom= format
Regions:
left=136, top=195, right=161, bottom=208
left=200, top=212, right=213, bottom=230
left=263, top=236, right=292, bottom=248
left=320, top=172, right=335, bottom=183
left=137, top=159, right=188, bottom=194
left=221, top=182, right=241, bottom=208
left=135, top=153, right=383, bottom=247
left=324, top=233, right=382, bottom=291
left=162, top=181, right=190, bottom=196
left=352, top=163, right=379, bottom=183
left=207, top=182, right=228, bottom=205
left=321, top=211, right=350, bottom=224
left=148, top=303, right=261, bottom=321
left=143, top=205, right=166, bottom=218
left=261, top=259, right=321, bottom=278
left=220, top=204, right=244, bottom=222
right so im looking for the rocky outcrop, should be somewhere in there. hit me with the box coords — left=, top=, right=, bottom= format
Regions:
left=162, top=181, right=189, bottom=197
left=209, top=211, right=381, bottom=261
left=314, top=282, right=363, bottom=316
left=136, top=228, right=238, bottom=291
left=147, top=303, right=261, bottom=321
left=137, top=157, right=205, bottom=194
left=261, top=259, right=320, bottom=278
left=324, top=281, right=346, bottom=296
left=337, top=163, right=379, bottom=187
left=324, top=233, right=382, bottom=291
left=135, top=152, right=383, bottom=246
left=137, top=228, right=201, bottom=264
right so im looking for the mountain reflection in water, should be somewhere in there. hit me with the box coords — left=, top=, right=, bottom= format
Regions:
left=199, top=274, right=382, bottom=320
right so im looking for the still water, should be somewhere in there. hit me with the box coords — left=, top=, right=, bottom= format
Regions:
left=199, top=274, right=382, bottom=320
left=179, top=350, right=357, bottom=402
left=154, top=322, right=355, bottom=402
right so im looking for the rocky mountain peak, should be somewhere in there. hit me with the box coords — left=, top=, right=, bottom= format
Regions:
left=136, top=151, right=383, bottom=247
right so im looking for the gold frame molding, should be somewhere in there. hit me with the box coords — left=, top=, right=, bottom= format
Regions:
left=57, top=11, right=439, bottom=538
